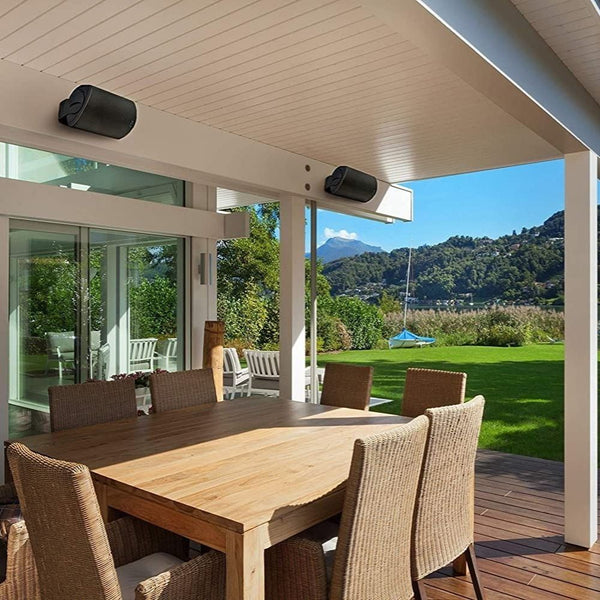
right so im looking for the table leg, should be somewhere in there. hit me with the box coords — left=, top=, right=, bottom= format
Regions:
left=226, top=526, right=267, bottom=600
left=94, top=481, right=121, bottom=522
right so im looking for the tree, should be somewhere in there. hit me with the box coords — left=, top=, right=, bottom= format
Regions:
left=378, top=290, right=402, bottom=314
left=129, top=277, right=177, bottom=338
left=217, top=204, right=281, bottom=347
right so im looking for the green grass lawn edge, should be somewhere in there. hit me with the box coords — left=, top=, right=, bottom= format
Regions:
left=317, top=344, right=566, bottom=462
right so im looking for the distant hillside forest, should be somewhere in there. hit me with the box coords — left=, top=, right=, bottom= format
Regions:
left=217, top=204, right=569, bottom=353
left=322, top=209, right=582, bottom=306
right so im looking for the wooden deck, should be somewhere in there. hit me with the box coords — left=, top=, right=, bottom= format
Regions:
left=423, top=449, right=600, bottom=599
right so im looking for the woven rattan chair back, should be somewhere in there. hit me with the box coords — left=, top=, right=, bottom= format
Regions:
left=48, top=379, right=137, bottom=432
left=412, top=395, right=485, bottom=580
left=149, top=368, right=217, bottom=413
left=329, top=416, right=429, bottom=600
left=7, top=442, right=122, bottom=600
left=320, top=363, right=373, bottom=411
left=400, top=368, right=467, bottom=418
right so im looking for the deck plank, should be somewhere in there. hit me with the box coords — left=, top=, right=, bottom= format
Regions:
left=421, top=449, right=600, bottom=599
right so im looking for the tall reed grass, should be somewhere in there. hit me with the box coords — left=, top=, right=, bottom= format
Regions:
left=382, top=306, right=564, bottom=347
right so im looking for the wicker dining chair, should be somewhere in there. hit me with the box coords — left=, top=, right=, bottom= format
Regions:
left=319, top=363, right=373, bottom=411
left=412, top=396, right=486, bottom=600
left=265, top=416, right=430, bottom=600
left=7, top=442, right=225, bottom=600
left=400, top=367, right=467, bottom=418
left=149, top=368, right=217, bottom=413
left=49, top=379, right=138, bottom=432
left=0, top=481, right=39, bottom=600
left=0, top=520, right=39, bottom=600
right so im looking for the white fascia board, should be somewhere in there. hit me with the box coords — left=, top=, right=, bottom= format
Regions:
left=0, top=177, right=248, bottom=240
left=362, top=0, right=595, bottom=156
left=216, top=183, right=412, bottom=224
left=316, top=183, right=412, bottom=223
left=0, top=61, right=410, bottom=222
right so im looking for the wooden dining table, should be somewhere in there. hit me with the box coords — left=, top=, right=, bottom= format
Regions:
left=9, top=396, right=411, bottom=600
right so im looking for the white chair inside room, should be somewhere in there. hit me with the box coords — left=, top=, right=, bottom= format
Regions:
left=45, top=331, right=75, bottom=383
left=223, top=347, right=249, bottom=399
left=91, top=343, right=110, bottom=381
left=156, top=337, right=178, bottom=371
left=129, top=338, right=158, bottom=373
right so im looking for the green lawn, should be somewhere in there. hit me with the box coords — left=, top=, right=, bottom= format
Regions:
left=317, top=344, right=565, bottom=462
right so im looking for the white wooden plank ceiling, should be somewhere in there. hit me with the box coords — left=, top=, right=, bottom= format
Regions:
left=512, top=0, right=600, bottom=105
left=0, top=0, right=561, bottom=182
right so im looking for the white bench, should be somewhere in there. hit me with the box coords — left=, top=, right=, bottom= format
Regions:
left=243, top=350, right=323, bottom=397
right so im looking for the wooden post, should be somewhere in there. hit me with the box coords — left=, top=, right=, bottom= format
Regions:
left=203, top=320, right=225, bottom=401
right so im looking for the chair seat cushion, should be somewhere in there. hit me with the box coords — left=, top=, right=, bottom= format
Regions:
left=117, top=552, right=184, bottom=599
left=0, top=502, right=22, bottom=541
left=251, top=377, right=280, bottom=390
left=224, top=372, right=250, bottom=385
left=252, top=376, right=311, bottom=391
left=301, top=519, right=339, bottom=582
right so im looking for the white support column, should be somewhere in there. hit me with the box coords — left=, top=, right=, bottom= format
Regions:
left=564, top=150, right=598, bottom=548
left=189, top=183, right=218, bottom=369
left=279, top=197, right=306, bottom=402
left=309, top=201, right=319, bottom=404
left=0, top=217, right=9, bottom=483
left=117, top=248, right=129, bottom=375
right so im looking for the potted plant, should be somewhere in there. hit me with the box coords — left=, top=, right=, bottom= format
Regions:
left=111, top=369, right=168, bottom=411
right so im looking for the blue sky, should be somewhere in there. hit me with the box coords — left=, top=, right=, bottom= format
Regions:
left=309, top=159, right=588, bottom=252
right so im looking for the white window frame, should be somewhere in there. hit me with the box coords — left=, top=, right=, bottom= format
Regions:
left=0, top=172, right=223, bottom=481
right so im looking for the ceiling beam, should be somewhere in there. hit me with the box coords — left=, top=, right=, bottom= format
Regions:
left=362, top=0, right=599, bottom=156
left=0, top=61, right=411, bottom=222
left=0, top=177, right=248, bottom=240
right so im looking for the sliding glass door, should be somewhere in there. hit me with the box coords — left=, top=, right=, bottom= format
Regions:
left=8, top=221, right=185, bottom=437
left=9, top=223, right=80, bottom=435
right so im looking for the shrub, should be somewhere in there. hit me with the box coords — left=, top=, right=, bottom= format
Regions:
left=336, top=320, right=353, bottom=351
left=479, top=324, right=528, bottom=346
left=373, top=338, right=390, bottom=350
left=331, top=297, right=383, bottom=350
left=257, top=294, right=280, bottom=348
left=306, top=337, right=325, bottom=354
left=218, top=283, right=269, bottom=349
left=317, top=314, right=352, bottom=352
left=225, top=338, right=247, bottom=357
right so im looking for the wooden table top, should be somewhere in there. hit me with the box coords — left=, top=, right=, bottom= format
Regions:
left=11, top=398, right=411, bottom=534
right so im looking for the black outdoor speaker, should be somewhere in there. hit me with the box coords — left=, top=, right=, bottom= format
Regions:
left=58, top=85, right=137, bottom=139
left=324, top=166, right=377, bottom=203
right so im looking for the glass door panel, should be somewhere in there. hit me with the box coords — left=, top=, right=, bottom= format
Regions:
left=89, top=230, right=184, bottom=403
left=8, top=223, right=185, bottom=436
left=9, top=224, right=79, bottom=437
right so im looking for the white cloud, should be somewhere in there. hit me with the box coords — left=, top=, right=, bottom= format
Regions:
left=324, top=227, right=358, bottom=240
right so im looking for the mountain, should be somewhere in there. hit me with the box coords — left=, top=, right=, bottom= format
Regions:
left=314, top=237, right=384, bottom=263
left=321, top=208, right=589, bottom=305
